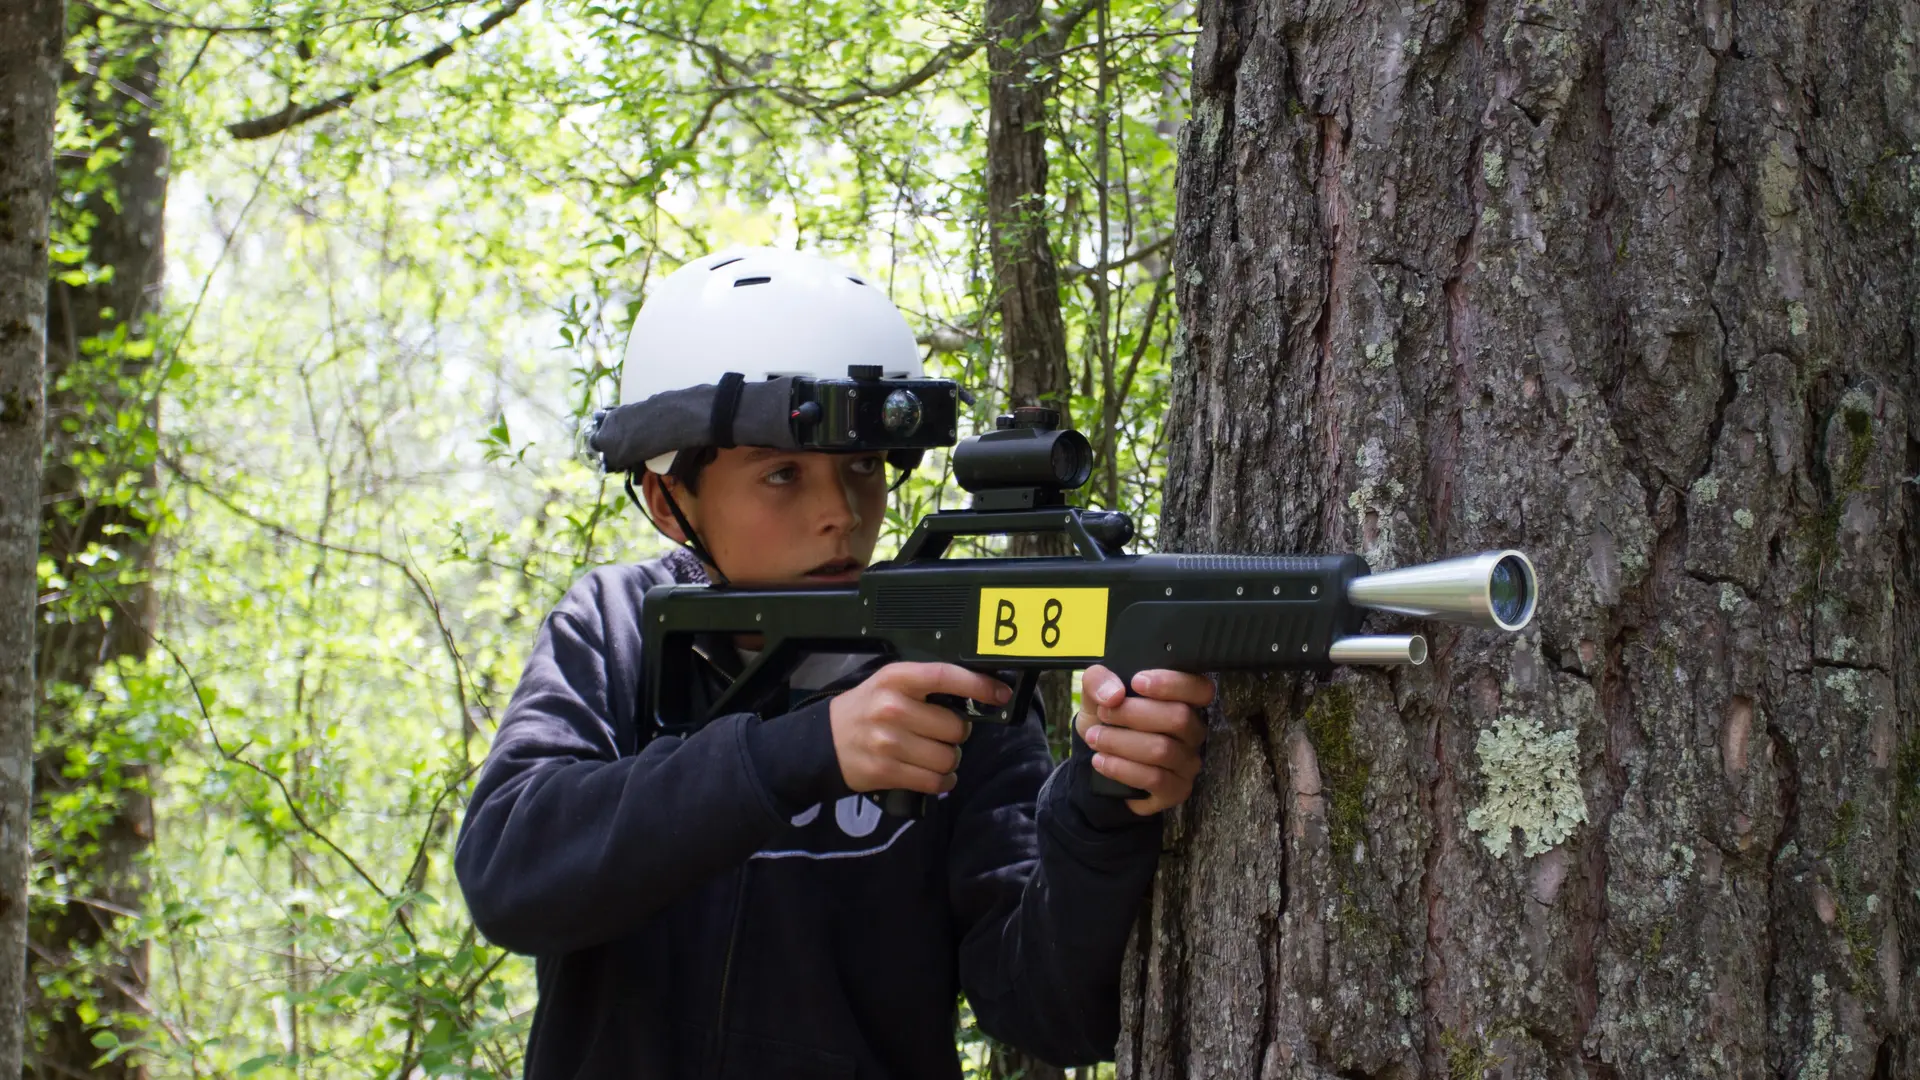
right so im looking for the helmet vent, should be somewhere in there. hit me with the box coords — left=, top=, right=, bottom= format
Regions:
left=732, top=276, right=772, bottom=287
left=708, top=257, right=744, bottom=270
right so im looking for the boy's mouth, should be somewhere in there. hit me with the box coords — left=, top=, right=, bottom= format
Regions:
left=804, top=557, right=863, bottom=581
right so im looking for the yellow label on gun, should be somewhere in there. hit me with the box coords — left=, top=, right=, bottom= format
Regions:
left=974, top=588, right=1110, bottom=658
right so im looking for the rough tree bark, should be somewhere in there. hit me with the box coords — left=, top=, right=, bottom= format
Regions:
left=27, top=15, right=166, bottom=1078
left=987, top=0, right=1076, bottom=421
left=1125, top=0, right=1917, bottom=1076
left=983, top=1, right=1085, bottom=1076
left=0, top=0, right=67, bottom=1073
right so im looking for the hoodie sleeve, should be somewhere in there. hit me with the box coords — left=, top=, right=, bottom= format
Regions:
left=454, top=571, right=850, bottom=957
left=948, top=715, right=1162, bottom=1067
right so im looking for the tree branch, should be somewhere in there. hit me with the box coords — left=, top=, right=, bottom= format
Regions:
left=1048, top=0, right=1105, bottom=51
left=616, top=17, right=981, bottom=114
left=159, top=452, right=483, bottom=740
left=123, top=610, right=416, bottom=945
left=917, top=325, right=982, bottom=353
left=226, top=0, right=529, bottom=140
left=1062, top=234, right=1172, bottom=279
left=814, top=37, right=982, bottom=109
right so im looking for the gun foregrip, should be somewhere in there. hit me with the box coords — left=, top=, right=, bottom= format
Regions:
left=1083, top=664, right=1150, bottom=801
left=1087, top=767, right=1149, bottom=801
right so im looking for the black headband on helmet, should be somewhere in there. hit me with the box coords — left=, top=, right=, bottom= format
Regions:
left=589, top=376, right=803, bottom=474
left=587, top=369, right=962, bottom=475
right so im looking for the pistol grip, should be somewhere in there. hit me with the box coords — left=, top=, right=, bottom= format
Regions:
left=874, top=672, right=1037, bottom=818
left=870, top=789, right=928, bottom=819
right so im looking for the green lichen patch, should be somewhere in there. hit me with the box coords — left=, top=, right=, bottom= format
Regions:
left=1465, top=715, right=1588, bottom=857
left=1303, top=686, right=1367, bottom=858
left=1822, top=668, right=1869, bottom=708
left=1801, top=973, right=1841, bottom=1079
left=1793, top=396, right=1877, bottom=609
left=1897, top=734, right=1920, bottom=826
left=1441, top=1028, right=1504, bottom=1079
left=1823, top=799, right=1879, bottom=986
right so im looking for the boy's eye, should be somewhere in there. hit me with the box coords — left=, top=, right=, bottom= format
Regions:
left=765, top=464, right=798, bottom=485
left=848, top=455, right=883, bottom=477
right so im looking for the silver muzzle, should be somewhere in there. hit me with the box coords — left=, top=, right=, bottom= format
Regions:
left=1328, top=635, right=1429, bottom=666
left=1346, top=550, right=1538, bottom=632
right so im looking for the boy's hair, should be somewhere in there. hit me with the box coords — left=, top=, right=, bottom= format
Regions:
left=663, top=447, right=719, bottom=494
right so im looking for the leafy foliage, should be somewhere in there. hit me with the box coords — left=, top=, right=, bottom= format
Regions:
left=37, top=0, right=1189, bottom=1073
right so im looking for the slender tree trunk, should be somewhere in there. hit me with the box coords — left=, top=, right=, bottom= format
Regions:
left=0, top=1, right=67, bottom=1073
left=985, top=1, right=1077, bottom=1077
left=1125, top=0, right=1918, bottom=1076
left=28, top=16, right=165, bottom=1078
left=987, top=0, right=1075, bottom=421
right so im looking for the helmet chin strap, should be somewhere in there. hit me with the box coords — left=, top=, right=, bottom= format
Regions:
left=625, top=472, right=732, bottom=588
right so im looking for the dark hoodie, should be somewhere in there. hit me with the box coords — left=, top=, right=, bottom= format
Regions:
left=454, top=550, right=1164, bottom=1079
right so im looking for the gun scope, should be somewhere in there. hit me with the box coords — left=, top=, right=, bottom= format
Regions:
left=1347, top=550, right=1538, bottom=632
left=952, top=408, right=1092, bottom=494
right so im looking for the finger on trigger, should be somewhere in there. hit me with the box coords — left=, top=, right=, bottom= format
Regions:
left=922, top=663, right=1013, bottom=708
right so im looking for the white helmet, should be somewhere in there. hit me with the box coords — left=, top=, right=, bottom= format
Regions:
left=619, top=248, right=922, bottom=472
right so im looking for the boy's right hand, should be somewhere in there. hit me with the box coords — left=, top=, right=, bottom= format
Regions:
left=828, top=663, right=1011, bottom=795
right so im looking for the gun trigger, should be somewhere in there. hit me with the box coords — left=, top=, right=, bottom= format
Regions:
left=927, top=692, right=985, bottom=718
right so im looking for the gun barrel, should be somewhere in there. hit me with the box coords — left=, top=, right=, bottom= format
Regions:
left=1346, top=550, right=1538, bottom=632
left=1328, top=635, right=1428, bottom=666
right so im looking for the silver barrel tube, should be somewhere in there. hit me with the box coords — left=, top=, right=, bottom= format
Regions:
left=1328, top=635, right=1429, bottom=666
left=1346, top=550, right=1538, bottom=632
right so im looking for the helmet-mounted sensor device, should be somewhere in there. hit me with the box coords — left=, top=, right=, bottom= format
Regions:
left=585, top=365, right=964, bottom=475
left=590, top=246, right=964, bottom=585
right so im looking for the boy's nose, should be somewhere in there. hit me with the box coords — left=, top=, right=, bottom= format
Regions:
left=817, top=473, right=861, bottom=533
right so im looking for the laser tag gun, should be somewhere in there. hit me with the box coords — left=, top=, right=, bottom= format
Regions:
left=605, top=373, right=1539, bottom=818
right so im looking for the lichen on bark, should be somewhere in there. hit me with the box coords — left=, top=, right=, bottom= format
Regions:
left=1463, top=715, right=1587, bottom=858
left=1128, top=0, right=1920, bottom=1074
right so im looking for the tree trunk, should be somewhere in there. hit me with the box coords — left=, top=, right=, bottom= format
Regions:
left=1126, top=0, right=1917, bottom=1076
left=0, top=0, right=66, bottom=1073
left=28, top=16, right=165, bottom=1078
left=987, top=0, right=1075, bottom=421
left=985, top=1, right=1077, bottom=1077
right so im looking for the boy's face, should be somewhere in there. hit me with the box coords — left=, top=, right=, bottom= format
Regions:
left=642, top=447, right=890, bottom=585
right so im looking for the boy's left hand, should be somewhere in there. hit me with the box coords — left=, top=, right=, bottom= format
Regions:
left=1075, top=665, right=1214, bottom=816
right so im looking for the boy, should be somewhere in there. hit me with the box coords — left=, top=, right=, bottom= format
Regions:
left=454, top=248, right=1212, bottom=1078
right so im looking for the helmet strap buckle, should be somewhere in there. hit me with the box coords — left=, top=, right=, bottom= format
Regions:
left=625, top=471, right=732, bottom=588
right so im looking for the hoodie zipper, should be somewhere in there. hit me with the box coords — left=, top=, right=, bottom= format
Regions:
left=709, top=860, right=750, bottom=1079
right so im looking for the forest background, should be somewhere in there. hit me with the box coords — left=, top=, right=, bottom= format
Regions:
left=26, top=0, right=1186, bottom=1075
left=19, top=0, right=1920, bottom=1076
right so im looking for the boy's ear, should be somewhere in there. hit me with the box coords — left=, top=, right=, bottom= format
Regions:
left=637, top=471, right=691, bottom=545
